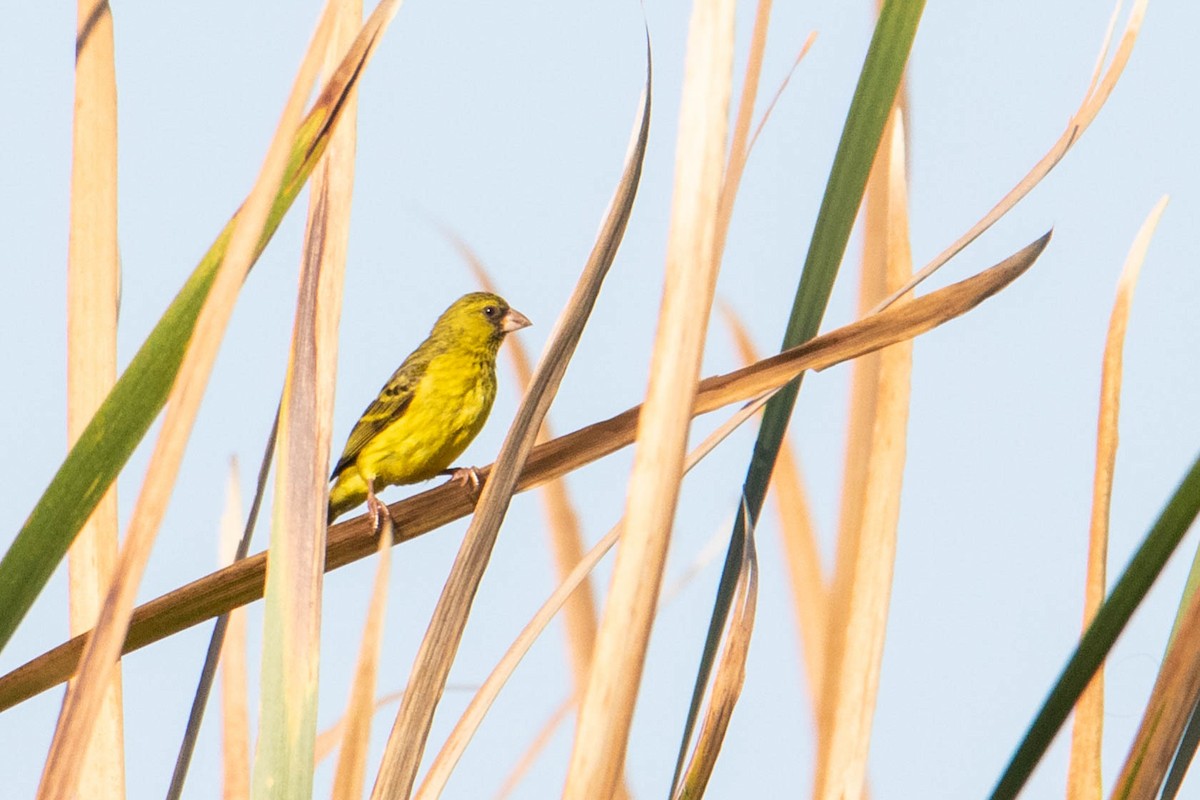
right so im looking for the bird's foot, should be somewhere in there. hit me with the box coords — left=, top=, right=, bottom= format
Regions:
left=443, top=466, right=483, bottom=500
left=365, top=481, right=388, bottom=532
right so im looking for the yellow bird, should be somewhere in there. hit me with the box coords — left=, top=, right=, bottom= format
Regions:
left=328, top=292, right=531, bottom=524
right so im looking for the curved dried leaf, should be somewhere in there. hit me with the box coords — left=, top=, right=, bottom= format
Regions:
left=673, top=517, right=758, bottom=800
left=368, top=32, right=653, bottom=800
left=1067, top=196, right=1167, bottom=800
left=872, top=0, right=1147, bottom=312
left=415, top=394, right=771, bottom=799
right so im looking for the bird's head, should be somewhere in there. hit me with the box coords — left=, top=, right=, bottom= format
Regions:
left=432, top=292, right=531, bottom=354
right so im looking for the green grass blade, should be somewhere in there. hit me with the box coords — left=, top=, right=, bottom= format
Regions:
left=0, top=110, right=332, bottom=655
left=670, top=0, right=926, bottom=787
left=990, top=450, right=1200, bottom=800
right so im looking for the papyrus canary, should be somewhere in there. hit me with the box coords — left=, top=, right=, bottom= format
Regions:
left=328, top=292, right=531, bottom=523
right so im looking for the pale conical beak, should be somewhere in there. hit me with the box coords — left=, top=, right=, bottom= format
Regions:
left=501, top=308, right=532, bottom=333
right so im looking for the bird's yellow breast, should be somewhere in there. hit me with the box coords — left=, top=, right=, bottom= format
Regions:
left=355, top=352, right=497, bottom=486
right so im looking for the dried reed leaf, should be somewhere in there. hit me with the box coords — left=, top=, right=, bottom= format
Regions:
left=871, top=0, right=1147, bottom=313
left=332, top=517, right=392, bottom=800
left=252, top=1, right=359, bottom=794
left=0, top=0, right=399, bottom=661
left=1067, top=196, right=1166, bottom=800
left=1110, top=593, right=1200, bottom=798
left=454, top=238, right=603, bottom=713
left=0, top=234, right=1047, bottom=713
left=565, top=3, right=733, bottom=795
left=35, top=8, right=340, bottom=799
left=814, top=111, right=913, bottom=800
left=825, top=109, right=895, bottom=698
left=673, top=518, right=758, bottom=800
left=747, top=32, right=818, bottom=157
left=315, top=691, right=404, bottom=764
left=416, top=396, right=771, bottom=800
left=677, top=2, right=923, bottom=790
left=668, top=8, right=811, bottom=790
left=721, top=305, right=827, bottom=710
left=494, top=698, right=575, bottom=800
left=66, top=1, right=123, bottom=796
left=219, top=464, right=251, bottom=800
left=714, top=0, right=773, bottom=258
left=990, top=458, right=1200, bottom=798
left=819, top=93, right=899, bottom=766
left=368, top=34, right=653, bottom=800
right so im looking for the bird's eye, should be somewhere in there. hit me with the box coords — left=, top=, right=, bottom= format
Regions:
left=483, top=306, right=497, bottom=317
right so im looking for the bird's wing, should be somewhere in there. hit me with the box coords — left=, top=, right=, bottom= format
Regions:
left=330, top=356, right=427, bottom=480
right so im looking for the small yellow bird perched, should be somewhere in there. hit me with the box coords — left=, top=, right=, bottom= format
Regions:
left=327, top=292, right=531, bottom=524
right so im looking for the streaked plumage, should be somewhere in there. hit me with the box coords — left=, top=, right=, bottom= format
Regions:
left=327, top=292, right=531, bottom=523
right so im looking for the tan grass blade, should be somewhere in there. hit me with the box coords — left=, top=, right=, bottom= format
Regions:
left=1066, top=197, right=1167, bottom=800
left=714, top=0, right=772, bottom=258
left=367, top=41, right=652, bottom=800
left=814, top=112, right=913, bottom=800
left=481, top=510, right=738, bottom=799
left=35, top=8, right=340, bottom=800
left=332, top=516, right=392, bottom=800
left=747, top=32, right=818, bottom=157
left=673, top=514, right=758, bottom=799
left=65, top=1, right=123, bottom=797
left=1109, top=593, right=1200, bottom=797
left=871, top=0, right=1147, bottom=314
left=454, top=238, right=604, bottom=717
left=494, top=697, right=575, bottom=800
left=825, top=117, right=894, bottom=684
left=825, top=2, right=911, bottom=704
left=250, top=1, right=359, bottom=795
left=721, top=305, right=827, bottom=707
left=564, top=3, right=733, bottom=794
left=417, top=395, right=772, bottom=798
left=0, top=234, right=1049, bottom=712
left=818, top=73, right=910, bottom=763
left=315, top=691, right=404, bottom=764
left=219, top=462, right=251, bottom=800
left=490, top=511, right=746, bottom=799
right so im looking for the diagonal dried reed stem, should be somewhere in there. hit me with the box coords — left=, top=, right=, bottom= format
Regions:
left=0, top=234, right=1049, bottom=714
left=368, top=37, right=652, bottom=800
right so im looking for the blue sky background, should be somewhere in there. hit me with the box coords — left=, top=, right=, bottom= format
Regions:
left=2, top=1, right=1198, bottom=797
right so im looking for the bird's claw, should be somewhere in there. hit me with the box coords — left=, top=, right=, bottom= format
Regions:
left=445, top=466, right=483, bottom=500
left=366, top=488, right=388, bottom=532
